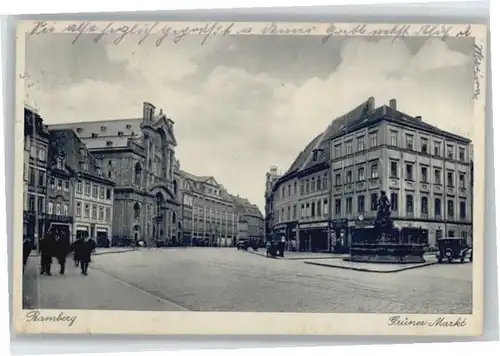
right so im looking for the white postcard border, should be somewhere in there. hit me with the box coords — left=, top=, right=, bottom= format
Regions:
left=13, top=20, right=488, bottom=336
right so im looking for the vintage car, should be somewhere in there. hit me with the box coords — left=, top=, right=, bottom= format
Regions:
left=436, top=237, right=472, bottom=263
left=266, top=241, right=279, bottom=258
left=236, top=239, right=249, bottom=251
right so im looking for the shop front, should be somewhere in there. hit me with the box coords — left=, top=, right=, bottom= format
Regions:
left=24, top=211, right=45, bottom=250
left=96, top=226, right=110, bottom=247
left=75, top=224, right=90, bottom=241
left=330, top=219, right=349, bottom=253
left=45, top=214, right=73, bottom=242
left=286, top=223, right=297, bottom=251
left=298, top=221, right=329, bottom=252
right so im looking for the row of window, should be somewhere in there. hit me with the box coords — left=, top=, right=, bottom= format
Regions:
left=47, top=202, right=69, bottom=216
left=277, top=199, right=330, bottom=222
left=75, top=201, right=111, bottom=222
left=26, top=196, right=70, bottom=217
left=49, top=177, right=70, bottom=192
left=27, top=167, right=46, bottom=186
left=332, top=162, right=467, bottom=188
left=27, top=195, right=45, bottom=212
left=277, top=173, right=329, bottom=201
left=28, top=144, right=47, bottom=161
left=275, top=194, right=468, bottom=221
left=332, top=130, right=467, bottom=161
left=76, top=180, right=113, bottom=200
left=333, top=193, right=467, bottom=220
left=192, top=207, right=237, bottom=220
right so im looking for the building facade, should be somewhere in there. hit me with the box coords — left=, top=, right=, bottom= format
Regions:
left=23, top=105, right=50, bottom=247
left=269, top=97, right=473, bottom=252
left=264, top=166, right=280, bottom=241
left=48, top=130, right=115, bottom=244
left=49, top=102, right=182, bottom=246
left=45, top=138, right=74, bottom=239
left=179, top=171, right=238, bottom=247
left=330, top=98, right=472, bottom=247
left=230, top=195, right=265, bottom=245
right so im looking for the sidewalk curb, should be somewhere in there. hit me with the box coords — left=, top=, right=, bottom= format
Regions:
left=94, top=249, right=137, bottom=256
left=304, top=260, right=439, bottom=273
left=28, top=248, right=137, bottom=258
left=245, top=250, right=347, bottom=260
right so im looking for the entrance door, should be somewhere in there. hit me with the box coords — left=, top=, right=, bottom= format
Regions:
left=133, top=225, right=141, bottom=243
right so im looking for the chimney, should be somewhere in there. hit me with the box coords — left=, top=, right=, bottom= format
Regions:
left=415, top=116, right=422, bottom=121
left=389, top=99, right=397, bottom=110
left=367, top=97, right=375, bottom=111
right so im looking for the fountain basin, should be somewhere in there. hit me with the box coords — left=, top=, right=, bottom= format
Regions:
left=345, top=243, right=427, bottom=264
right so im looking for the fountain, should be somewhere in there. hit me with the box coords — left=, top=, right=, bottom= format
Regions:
left=345, top=191, right=429, bottom=264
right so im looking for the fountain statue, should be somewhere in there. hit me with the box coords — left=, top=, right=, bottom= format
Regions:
left=346, top=190, right=429, bottom=264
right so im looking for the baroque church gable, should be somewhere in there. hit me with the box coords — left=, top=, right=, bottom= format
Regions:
left=152, top=115, right=177, bottom=146
left=205, top=177, right=218, bottom=186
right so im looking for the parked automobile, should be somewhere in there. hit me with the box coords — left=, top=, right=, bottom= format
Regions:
left=96, top=236, right=110, bottom=248
left=436, top=237, right=472, bottom=264
left=236, top=239, right=249, bottom=251
left=266, top=241, right=279, bottom=258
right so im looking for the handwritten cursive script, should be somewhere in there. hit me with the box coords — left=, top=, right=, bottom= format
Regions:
left=26, top=21, right=480, bottom=49
left=25, top=310, right=77, bottom=327
left=388, top=315, right=467, bottom=328
left=473, top=43, right=484, bottom=100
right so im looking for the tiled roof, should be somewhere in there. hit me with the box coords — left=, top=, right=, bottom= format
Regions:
left=282, top=97, right=375, bottom=179
left=48, top=110, right=179, bottom=149
left=179, top=170, right=212, bottom=182
left=382, top=106, right=470, bottom=143
left=299, top=97, right=375, bottom=172
left=49, top=118, right=142, bottom=139
left=229, top=194, right=264, bottom=218
left=284, top=134, right=322, bottom=175
left=48, top=129, right=114, bottom=185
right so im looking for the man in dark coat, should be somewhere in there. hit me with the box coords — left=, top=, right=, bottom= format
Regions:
left=72, top=237, right=84, bottom=267
left=80, top=236, right=96, bottom=276
left=54, top=230, right=71, bottom=275
left=40, top=233, right=55, bottom=276
left=23, top=235, right=33, bottom=273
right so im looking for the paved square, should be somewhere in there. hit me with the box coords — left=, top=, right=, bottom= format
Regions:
left=23, top=248, right=472, bottom=313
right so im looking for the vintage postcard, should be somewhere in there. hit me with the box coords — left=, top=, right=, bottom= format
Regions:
left=13, top=20, right=487, bottom=336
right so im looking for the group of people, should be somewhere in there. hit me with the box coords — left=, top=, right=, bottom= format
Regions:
left=22, top=230, right=96, bottom=276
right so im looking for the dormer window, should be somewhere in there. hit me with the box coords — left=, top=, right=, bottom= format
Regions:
left=100, top=126, right=107, bottom=132
left=126, top=124, right=132, bottom=129
left=106, top=141, right=113, bottom=147
left=118, top=131, right=124, bottom=137
left=91, top=133, right=98, bottom=138
left=56, top=157, right=63, bottom=169
left=76, top=127, right=83, bottom=133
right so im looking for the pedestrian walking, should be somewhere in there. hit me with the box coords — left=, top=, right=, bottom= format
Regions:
left=40, top=233, right=55, bottom=276
left=72, top=236, right=84, bottom=267
left=54, top=230, right=71, bottom=275
left=80, top=236, right=96, bottom=276
left=22, top=235, right=33, bottom=274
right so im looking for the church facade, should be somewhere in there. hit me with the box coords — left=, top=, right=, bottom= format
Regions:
left=49, top=102, right=182, bottom=246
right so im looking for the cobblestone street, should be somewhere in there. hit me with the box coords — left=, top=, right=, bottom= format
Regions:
left=23, top=248, right=473, bottom=313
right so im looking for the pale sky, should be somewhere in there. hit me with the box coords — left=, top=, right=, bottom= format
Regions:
left=25, top=32, right=474, bottom=213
